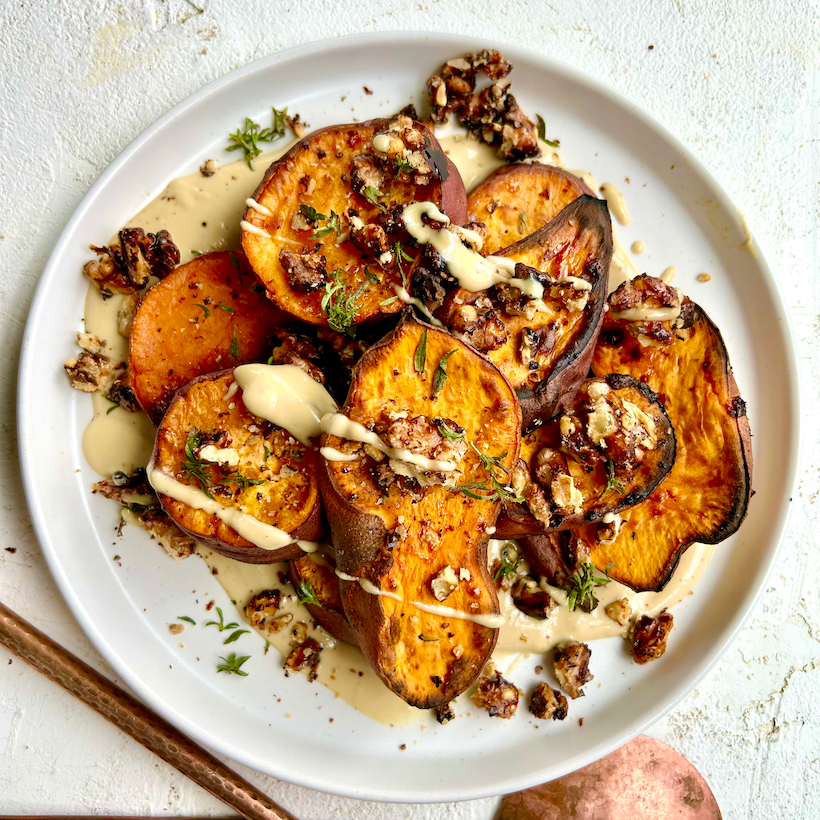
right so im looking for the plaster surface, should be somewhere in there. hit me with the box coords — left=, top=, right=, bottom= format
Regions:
left=1, top=1, right=818, bottom=817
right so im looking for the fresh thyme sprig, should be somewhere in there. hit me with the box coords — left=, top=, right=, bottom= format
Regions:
left=321, top=270, right=367, bottom=334
left=205, top=606, right=239, bottom=632
left=223, top=628, right=251, bottom=645
left=451, top=442, right=524, bottom=504
left=296, top=579, right=323, bottom=607
left=599, top=458, right=626, bottom=499
left=363, top=186, right=386, bottom=209
left=216, top=652, right=251, bottom=676
left=226, top=107, right=289, bottom=169
left=394, top=240, right=413, bottom=285
left=182, top=428, right=217, bottom=499
left=435, top=418, right=465, bottom=443
left=563, top=561, right=614, bottom=612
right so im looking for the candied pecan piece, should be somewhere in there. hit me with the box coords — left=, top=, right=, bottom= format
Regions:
left=510, top=577, right=556, bottom=620
left=445, top=299, right=507, bottom=352
left=471, top=663, right=519, bottom=718
left=434, top=702, right=456, bottom=724
left=284, top=638, right=322, bottom=681
left=269, top=328, right=325, bottom=384
left=605, top=597, right=632, bottom=626
left=348, top=212, right=392, bottom=262
left=244, top=589, right=286, bottom=631
left=350, top=153, right=388, bottom=196
left=381, top=415, right=443, bottom=456
left=529, top=683, right=568, bottom=720
left=631, top=612, right=673, bottom=664
left=278, top=248, right=327, bottom=294
left=107, top=372, right=140, bottom=412
left=553, top=642, right=593, bottom=699
left=64, top=347, right=117, bottom=393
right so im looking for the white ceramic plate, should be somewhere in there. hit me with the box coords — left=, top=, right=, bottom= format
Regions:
left=18, top=33, right=800, bottom=802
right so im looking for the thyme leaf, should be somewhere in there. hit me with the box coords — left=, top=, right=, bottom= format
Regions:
left=193, top=303, right=210, bottom=318
left=311, top=210, right=342, bottom=240
left=599, top=458, right=626, bottom=499
left=363, top=186, right=386, bottom=209
left=178, top=616, right=197, bottom=625
left=435, top=419, right=465, bottom=443
left=181, top=428, right=216, bottom=499
left=563, top=562, right=613, bottom=612
left=299, top=204, right=326, bottom=223
left=217, top=304, right=236, bottom=313
left=223, top=629, right=251, bottom=644
left=535, top=113, right=561, bottom=148
left=493, top=542, right=521, bottom=584
left=230, top=326, right=239, bottom=358
left=205, top=607, right=239, bottom=632
left=418, top=634, right=440, bottom=642
left=226, top=106, right=289, bottom=169
left=296, top=579, right=323, bottom=607
left=450, top=442, right=524, bottom=504
left=216, top=652, right=251, bottom=676
left=414, top=328, right=428, bottom=376
left=432, top=349, right=457, bottom=396
left=519, top=211, right=527, bottom=234
left=321, top=270, right=367, bottom=334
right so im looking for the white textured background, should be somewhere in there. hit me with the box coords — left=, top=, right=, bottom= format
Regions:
left=1, top=1, right=818, bottom=816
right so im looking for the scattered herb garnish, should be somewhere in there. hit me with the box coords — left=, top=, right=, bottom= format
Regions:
left=535, top=113, right=561, bottom=148
left=380, top=295, right=399, bottom=306
left=321, top=270, right=367, bottom=334
left=230, top=327, right=239, bottom=358
left=493, top=542, right=522, bottom=584
left=229, top=251, right=242, bottom=271
left=287, top=446, right=304, bottom=462
left=181, top=428, right=216, bottom=499
left=263, top=445, right=272, bottom=461
left=226, top=106, right=289, bottom=169
left=103, top=392, right=119, bottom=414
left=193, top=303, right=210, bottom=318
left=414, top=328, right=428, bottom=375
left=264, top=640, right=270, bottom=655
left=363, top=186, right=386, bottom=209
left=518, top=211, right=527, bottom=234
left=190, top=250, right=203, bottom=257
left=216, top=653, right=251, bottom=676
left=418, top=634, right=440, bottom=642
left=310, top=210, right=343, bottom=240
left=364, top=265, right=381, bottom=284
left=435, top=419, right=465, bottom=443
left=178, top=616, right=197, bottom=625
left=452, top=442, right=524, bottom=504
left=564, top=562, right=613, bottom=612
left=395, top=156, right=415, bottom=174
left=223, top=472, right=267, bottom=492
left=296, top=579, right=323, bottom=607
left=223, top=629, right=251, bottom=644
left=599, top=458, right=626, bottom=499
left=122, top=501, right=149, bottom=514
left=217, top=304, right=236, bottom=313
left=205, top=606, right=239, bottom=632
left=394, top=240, right=413, bottom=285
left=432, top=349, right=457, bottom=396
left=299, top=204, right=326, bottom=223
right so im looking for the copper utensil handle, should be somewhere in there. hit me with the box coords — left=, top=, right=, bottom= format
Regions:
left=0, top=600, right=298, bottom=820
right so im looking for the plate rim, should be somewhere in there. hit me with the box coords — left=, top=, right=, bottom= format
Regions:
left=17, top=30, right=802, bottom=803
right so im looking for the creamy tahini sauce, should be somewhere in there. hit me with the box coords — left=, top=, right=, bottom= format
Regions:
left=599, top=182, right=630, bottom=226
left=78, top=126, right=709, bottom=726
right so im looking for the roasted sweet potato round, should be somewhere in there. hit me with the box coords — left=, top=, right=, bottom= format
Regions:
left=289, top=552, right=358, bottom=646
left=319, top=313, right=521, bottom=708
left=496, top=374, right=676, bottom=538
left=467, top=163, right=593, bottom=253
left=241, top=116, right=467, bottom=328
left=151, top=369, right=324, bottom=563
left=576, top=277, right=752, bottom=591
left=129, top=251, right=285, bottom=423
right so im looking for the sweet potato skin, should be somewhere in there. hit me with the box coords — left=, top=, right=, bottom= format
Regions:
left=579, top=303, right=753, bottom=591
left=242, top=118, right=467, bottom=327
left=129, top=251, right=285, bottom=424
left=152, top=369, right=323, bottom=564
left=289, top=553, right=358, bottom=646
left=467, top=163, right=594, bottom=254
left=319, top=313, right=521, bottom=708
left=496, top=374, right=677, bottom=538
left=492, top=195, right=612, bottom=427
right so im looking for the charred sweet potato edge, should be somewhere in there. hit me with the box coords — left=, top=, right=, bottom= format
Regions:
left=152, top=368, right=324, bottom=564
left=496, top=373, right=677, bottom=538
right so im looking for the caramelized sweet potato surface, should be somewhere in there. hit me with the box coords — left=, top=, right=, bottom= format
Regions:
left=320, top=315, right=520, bottom=708
left=152, top=369, right=323, bottom=563
left=242, top=117, right=467, bottom=327
left=496, top=374, right=676, bottom=537
left=289, top=552, right=358, bottom=646
left=579, top=284, right=752, bottom=591
left=129, top=252, right=284, bottom=423
left=467, top=163, right=593, bottom=254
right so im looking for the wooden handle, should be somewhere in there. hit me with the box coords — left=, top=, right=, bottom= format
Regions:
left=0, top=600, right=298, bottom=820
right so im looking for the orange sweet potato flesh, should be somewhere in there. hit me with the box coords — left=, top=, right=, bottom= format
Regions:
left=496, top=374, right=676, bottom=538
left=129, top=251, right=285, bottom=423
left=319, top=314, right=521, bottom=708
left=576, top=295, right=752, bottom=591
left=152, top=369, right=323, bottom=563
left=289, top=552, right=358, bottom=646
left=242, top=117, right=467, bottom=327
left=467, top=163, right=594, bottom=254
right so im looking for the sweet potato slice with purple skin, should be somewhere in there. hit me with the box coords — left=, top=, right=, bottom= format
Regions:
left=152, top=369, right=323, bottom=564
left=496, top=374, right=676, bottom=538
left=319, top=313, right=521, bottom=708
left=572, top=276, right=753, bottom=591
left=129, top=251, right=285, bottom=424
left=426, top=195, right=611, bottom=428
left=467, top=163, right=594, bottom=254
left=241, top=117, right=467, bottom=328
left=289, top=552, right=358, bottom=646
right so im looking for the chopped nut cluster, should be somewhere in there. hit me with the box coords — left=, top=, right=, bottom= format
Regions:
left=438, top=291, right=507, bottom=352
left=631, top=611, right=673, bottom=664
left=552, top=642, right=593, bottom=699
left=604, top=597, right=632, bottom=626
left=471, top=663, right=520, bottom=718
left=64, top=333, right=121, bottom=393
left=278, top=248, right=327, bottom=294
left=84, top=227, right=179, bottom=296
left=284, top=637, right=322, bottom=681
left=608, top=274, right=695, bottom=344
left=244, top=589, right=294, bottom=635
left=529, top=683, right=569, bottom=720
left=268, top=328, right=326, bottom=384
left=427, top=50, right=540, bottom=161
